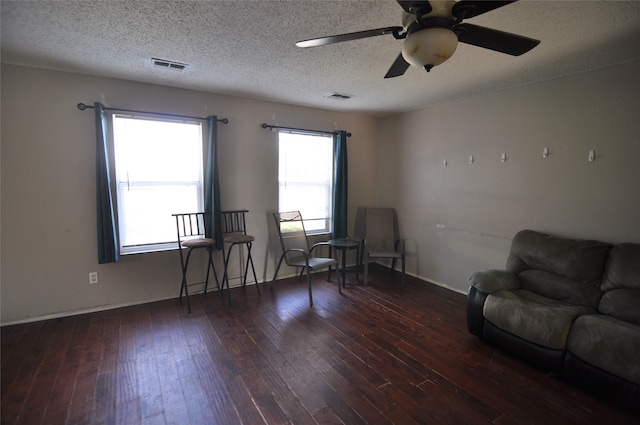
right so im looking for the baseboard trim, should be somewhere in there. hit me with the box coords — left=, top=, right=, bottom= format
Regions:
left=2, top=267, right=464, bottom=326
left=415, top=273, right=467, bottom=296
left=1, top=294, right=179, bottom=327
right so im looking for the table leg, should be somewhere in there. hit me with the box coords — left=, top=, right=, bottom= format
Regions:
left=341, top=248, right=347, bottom=287
left=331, top=246, right=342, bottom=294
left=355, top=247, right=360, bottom=283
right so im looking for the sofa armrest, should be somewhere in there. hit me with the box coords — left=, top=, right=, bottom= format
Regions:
left=467, top=270, right=519, bottom=338
left=468, top=269, right=520, bottom=294
left=467, top=286, right=488, bottom=337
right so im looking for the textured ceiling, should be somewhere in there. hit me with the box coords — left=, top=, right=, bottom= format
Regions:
left=2, top=1, right=640, bottom=116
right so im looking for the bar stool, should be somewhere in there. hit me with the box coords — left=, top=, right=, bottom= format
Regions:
left=221, top=210, right=259, bottom=303
left=172, top=212, right=221, bottom=313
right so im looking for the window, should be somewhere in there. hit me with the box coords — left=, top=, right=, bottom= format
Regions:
left=112, top=114, right=204, bottom=254
left=278, top=131, right=334, bottom=234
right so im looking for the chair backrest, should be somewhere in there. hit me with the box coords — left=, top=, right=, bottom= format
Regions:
left=173, top=212, right=211, bottom=244
left=220, top=210, right=249, bottom=237
left=354, top=207, right=399, bottom=251
left=272, top=211, right=312, bottom=265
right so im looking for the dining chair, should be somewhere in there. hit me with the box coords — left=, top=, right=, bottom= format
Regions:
left=354, top=207, right=406, bottom=286
left=271, top=211, right=337, bottom=306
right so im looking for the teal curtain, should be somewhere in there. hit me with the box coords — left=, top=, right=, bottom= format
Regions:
left=204, top=116, right=223, bottom=250
left=332, top=130, right=348, bottom=238
left=95, top=102, right=119, bottom=263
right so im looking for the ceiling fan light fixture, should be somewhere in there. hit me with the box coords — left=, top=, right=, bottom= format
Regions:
left=401, top=27, right=458, bottom=72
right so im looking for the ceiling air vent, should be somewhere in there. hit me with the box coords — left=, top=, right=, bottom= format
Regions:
left=149, top=57, right=188, bottom=72
left=325, top=92, right=352, bottom=100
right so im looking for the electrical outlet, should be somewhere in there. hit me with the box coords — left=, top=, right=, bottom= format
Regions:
left=89, top=272, right=98, bottom=284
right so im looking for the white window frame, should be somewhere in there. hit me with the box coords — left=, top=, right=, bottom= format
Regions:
left=278, top=130, right=334, bottom=235
left=111, top=113, right=205, bottom=254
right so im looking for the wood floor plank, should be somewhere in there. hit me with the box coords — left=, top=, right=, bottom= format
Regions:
left=184, top=296, right=265, bottom=425
left=208, top=305, right=314, bottom=424
left=2, top=322, right=51, bottom=423
left=239, top=298, right=373, bottom=424
left=9, top=319, right=74, bottom=425
left=90, top=311, right=120, bottom=425
left=66, top=313, right=107, bottom=425
left=147, top=302, right=190, bottom=425
left=1, top=265, right=638, bottom=424
left=263, top=306, right=383, bottom=423
left=319, top=287, right=507, bottom=423
left=338, top=282, right=556, bottom=423
left=280, top=290, right=421, bottom=424
left=47, top=317, right=95, bottom=425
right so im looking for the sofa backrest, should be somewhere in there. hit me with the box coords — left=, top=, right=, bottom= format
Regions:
left=506, top=230, right=612, bottom=308
left=599, top=243, right=640, bottom=325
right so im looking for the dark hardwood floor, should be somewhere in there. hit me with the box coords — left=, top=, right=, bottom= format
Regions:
left=2, top=265, right=638, bottom=425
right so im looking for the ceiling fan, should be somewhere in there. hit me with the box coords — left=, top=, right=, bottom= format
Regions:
left=296, top=0, right=540, bottom=78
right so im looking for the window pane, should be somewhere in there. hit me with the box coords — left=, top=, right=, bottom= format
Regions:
left=113, top=115, right=204, bottom=251
left=117, top=183, right=201, bottom=246
left=278, top=183, right=330, bottom=220
left=278, top=131, right=333, bottom=233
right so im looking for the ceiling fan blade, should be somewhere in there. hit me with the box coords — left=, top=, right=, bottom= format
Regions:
left=456, top=23, right=540, bottom=56
left=384, top=53, right=411, bottom=78
left=296, top=27, right=403, bottom=48
left=396, top=1, right=432, bottom=15
left=452, top=1, right=517, bottom=19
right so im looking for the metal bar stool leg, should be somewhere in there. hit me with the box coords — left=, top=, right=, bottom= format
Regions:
left=182, top=250, right=194, bottom=313
left=205, top=247, right=221, bottom=295
left=223, top=243, right=235, bottom=304
left=244, top=242, right=260, bottom=297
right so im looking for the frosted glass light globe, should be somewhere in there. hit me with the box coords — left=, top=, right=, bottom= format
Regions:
left=401, top=27, right=458, bottom=72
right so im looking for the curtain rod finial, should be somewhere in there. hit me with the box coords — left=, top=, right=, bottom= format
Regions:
left=77, top=103, right=88, bottom=110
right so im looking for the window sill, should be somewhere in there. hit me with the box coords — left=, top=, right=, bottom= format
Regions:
left=121, top=243, right=178, bottom=256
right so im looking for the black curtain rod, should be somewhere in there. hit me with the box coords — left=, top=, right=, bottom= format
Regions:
left=261, top=123, right=351, bottom=137
left=77, top=103, right=229, bottom=124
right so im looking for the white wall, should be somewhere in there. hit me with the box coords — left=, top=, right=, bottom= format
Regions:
left=3, top=60, right=639, bottom=324
left=377, top=60, right=640, bottom=293
left=1, top=65, right=379, bottom=324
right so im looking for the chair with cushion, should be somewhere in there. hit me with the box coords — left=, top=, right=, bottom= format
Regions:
left=220, top=210, right=260, bottom=303
left=271, top=211, right=337, bottom=306
left=173, top=212, right=221, bottom=313
left=354, top=207, right=406, bottom=286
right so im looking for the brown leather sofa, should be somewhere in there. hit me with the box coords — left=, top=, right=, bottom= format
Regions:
left=466, top=230, right=640, bottom=413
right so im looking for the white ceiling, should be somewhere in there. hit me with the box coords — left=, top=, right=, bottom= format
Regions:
left=2, top=1, right=640, bottom=117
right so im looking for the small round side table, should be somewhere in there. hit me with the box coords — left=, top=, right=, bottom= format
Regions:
left=327, top=238, right=360, bottom=293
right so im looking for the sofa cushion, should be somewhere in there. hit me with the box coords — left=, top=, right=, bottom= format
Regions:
left=567, top=314, right=640, bottom=386
left=506, top=230, right=611, bottom=282
left=598, top=243, right=640, bottom=324
left=518, top=270, right=602, bottom=309
left=468, top=269, right=520, bottom=294
left=483, top=289, right=595, bottom=350
left=600, top=243, right=640, bottom=292
left=599, top=289, right=640, bottom=326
